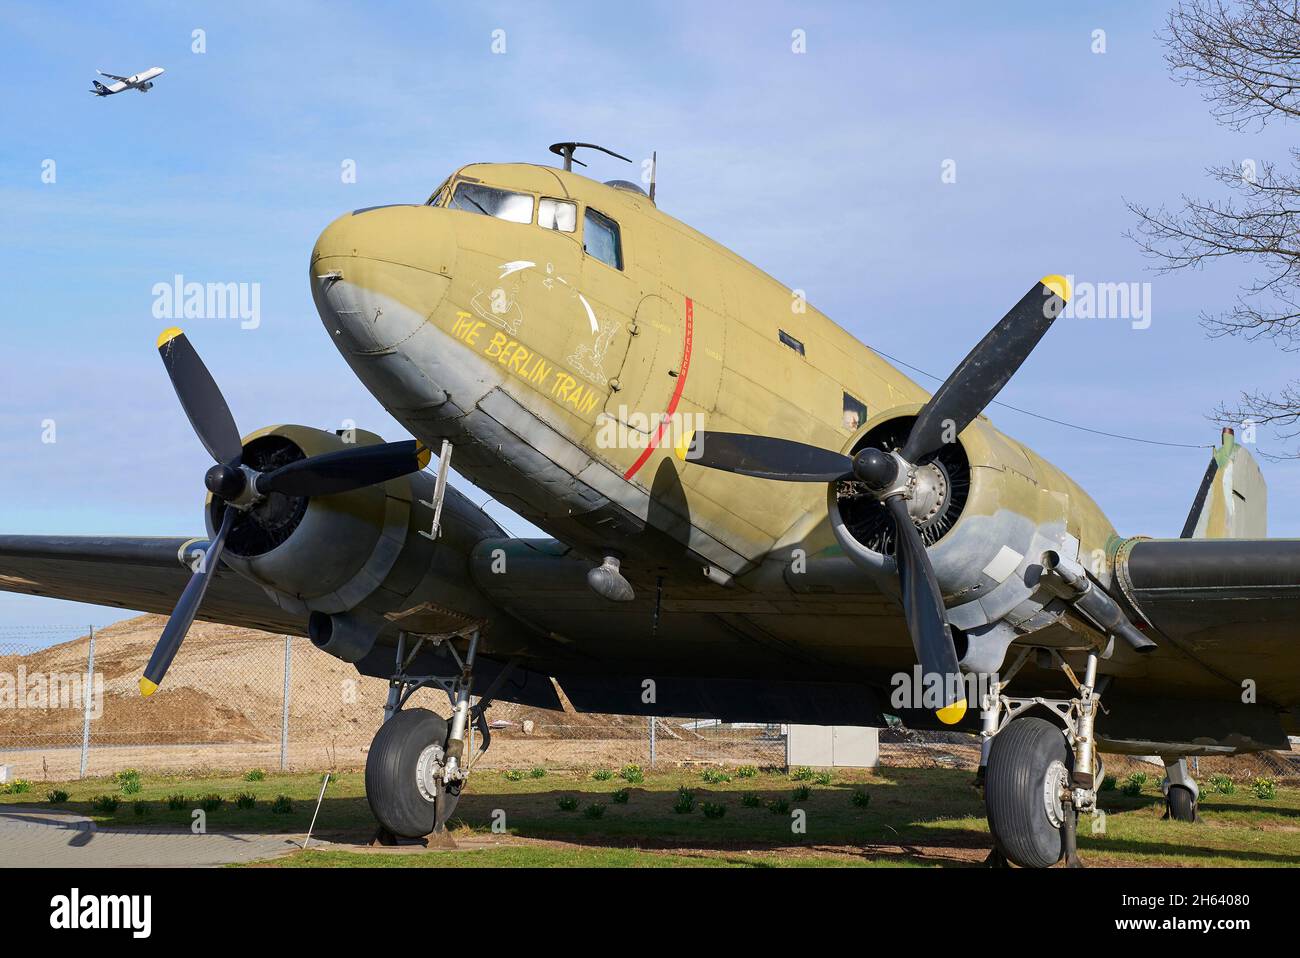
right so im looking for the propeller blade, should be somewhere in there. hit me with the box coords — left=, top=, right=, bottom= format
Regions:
left=677, top=431, right=853, bottom=482
left=256, top=440, right=432, bottom=497
left=156, top=328, right=244, bottom=465
left=901, top=275, right=1070, bottom=464
left=886, top=496, right=966, bottom=721
left=140, top=507, right=236, bottom=696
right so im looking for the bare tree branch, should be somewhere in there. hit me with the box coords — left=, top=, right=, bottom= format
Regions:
left=1129, top=1, right=1300, bottom=455
left=1165, top=0, right=1300, bottom=129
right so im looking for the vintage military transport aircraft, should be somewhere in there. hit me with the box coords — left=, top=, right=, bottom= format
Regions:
left=2, top=143, right=1298, bottom=868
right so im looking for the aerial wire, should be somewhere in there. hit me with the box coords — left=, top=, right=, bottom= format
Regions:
left=866, top=345, right=1215, bottom=450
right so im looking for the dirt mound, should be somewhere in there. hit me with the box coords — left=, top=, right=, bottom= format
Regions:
left=0, top=615, right=647, bottom=751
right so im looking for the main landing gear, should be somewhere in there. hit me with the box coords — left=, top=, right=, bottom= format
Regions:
left=978, top=646, right=1105, bottom=868
left=365, top=628, right=513, bottom=841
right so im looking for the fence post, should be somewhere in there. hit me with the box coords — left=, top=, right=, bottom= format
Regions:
left=648, top=716, right=656, bottom=768
left=280, top=636, right=291, bottom=771
left=79, top=626, right=94, bottom=779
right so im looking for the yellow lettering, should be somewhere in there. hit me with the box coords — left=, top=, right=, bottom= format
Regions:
left=485, top=332, right=507, bottom=359
left=509, top=345, right=531, bottom=373
left=451, top=312, right=475, bottom=340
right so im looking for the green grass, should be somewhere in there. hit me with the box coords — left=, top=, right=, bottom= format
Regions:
left=0, top=770, right=352, bottom=832
left=3, top=764, right=1297, bottom=868
left=265, top=845, right=907, bottom=868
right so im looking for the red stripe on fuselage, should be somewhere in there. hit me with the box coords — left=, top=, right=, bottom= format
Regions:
left=622, top=297, right=694, bottom=481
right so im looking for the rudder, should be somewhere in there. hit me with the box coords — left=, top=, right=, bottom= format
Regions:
left=1180, top=427, right=1266, bottom=538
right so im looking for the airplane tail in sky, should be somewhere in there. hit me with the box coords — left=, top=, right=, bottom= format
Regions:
left=90, top=80, right=110, bottom=96
left=1180, top=427, right=1266, bottom=539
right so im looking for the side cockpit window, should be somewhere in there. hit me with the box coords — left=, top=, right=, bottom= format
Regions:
left=449, top=182, right=534, bottom=224
left=426, top=177, right=452, bottom=207
left=583, top=208, right=622, bottom=269
left=539, top=197, right=577, bottom=232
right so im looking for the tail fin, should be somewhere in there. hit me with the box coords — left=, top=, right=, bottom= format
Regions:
left=1180, top=427, right=1266, bottom=538
left=91, top=80, right=109, bottom=95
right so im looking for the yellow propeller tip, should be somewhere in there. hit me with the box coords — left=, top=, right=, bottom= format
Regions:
left=1040, top=274, right=1071, bottom=303
left=674, top=429, right=696, bottom=462
left=139, top=677, right=158, bottom=698
left=156, top=326, right=184, bottom=349
left=416, top=444, right=432, bottom=470
left=936, top=697, right=967, bottom=725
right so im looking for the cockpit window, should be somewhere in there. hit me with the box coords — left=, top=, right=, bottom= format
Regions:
left=583, top=208, right=622, bottom=269
left=449, top=182, right=534, bottom=224
left=426, top=177, right=452, bottom=207
left=539, top=198, right=577, bottom=232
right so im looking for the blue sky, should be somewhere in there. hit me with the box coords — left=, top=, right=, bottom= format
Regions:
left=2, top=0, right=1298, bottom=632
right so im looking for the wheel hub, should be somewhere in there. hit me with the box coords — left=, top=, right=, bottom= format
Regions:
left=415, top=742, right=447, bottom=803
left=1043, top=758, right=1068, bottom=828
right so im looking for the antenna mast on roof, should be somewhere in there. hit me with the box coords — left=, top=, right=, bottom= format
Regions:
left=649, top=150, right=657, bottom=203
left=549, top=142, right=633, bottom=172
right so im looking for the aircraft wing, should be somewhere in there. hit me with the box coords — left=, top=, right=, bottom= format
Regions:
left=96, top=71, right=132, bottom=82
left=1117, top=537, right=1300, bottom=702
left=0, top=535, right=303, bottom=635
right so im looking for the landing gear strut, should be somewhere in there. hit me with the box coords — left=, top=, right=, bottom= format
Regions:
left=980, top=646, right=1105, bottom=867
left=365, top=628, right=513, bottom=840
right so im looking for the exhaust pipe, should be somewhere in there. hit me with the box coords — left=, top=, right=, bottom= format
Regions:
left=1040, top=551, right=1157, bottom=654
left=307, top=610, right=382, bottom=662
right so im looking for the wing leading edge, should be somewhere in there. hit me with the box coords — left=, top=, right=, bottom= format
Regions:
left=0, top=535, right=302, bottom=635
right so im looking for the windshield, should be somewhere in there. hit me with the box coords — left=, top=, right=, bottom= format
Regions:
left=449, top=182, right=534, bottom=224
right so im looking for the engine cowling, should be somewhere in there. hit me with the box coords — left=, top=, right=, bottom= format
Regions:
left=202, top=424, right=488, bottom=662
left=828, top=405, right=1118, bottom=672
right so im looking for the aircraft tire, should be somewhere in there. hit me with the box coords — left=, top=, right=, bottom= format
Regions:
left=984, top=716, right=1072, bottom=868
left=365, top=708, right=449, bottom=838
left=1165, top=784, right=1196, bottom=822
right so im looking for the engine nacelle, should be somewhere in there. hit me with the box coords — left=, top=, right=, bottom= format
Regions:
left=203, top=424, right=496, bottom=661
left=828, top=405, right=1118, bottom=671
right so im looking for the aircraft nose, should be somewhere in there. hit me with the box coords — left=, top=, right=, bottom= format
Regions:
left=310, top=205, right=455, bottom=354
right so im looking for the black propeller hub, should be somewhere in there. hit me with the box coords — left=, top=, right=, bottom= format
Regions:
left=204, top=462, right=247, bottom=501
left=851, top=448, right=899, bottom=490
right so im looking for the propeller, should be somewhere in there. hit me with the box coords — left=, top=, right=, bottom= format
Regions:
left=141, top=328, right=432, bottom=696
left=679, top=276, right=1071, bottom=723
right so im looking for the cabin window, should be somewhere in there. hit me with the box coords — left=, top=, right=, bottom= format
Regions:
left=449, top=182, right=534, bottom=224
left=583, top=208, right=623, bottom=269
left=778, top=330, right=805, bottom=356
left=539, top=198, right=577, bottom=232
left=843, top=392, right=867, bottom=431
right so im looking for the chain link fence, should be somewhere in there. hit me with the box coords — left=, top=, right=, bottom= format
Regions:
left=2, top=624, right=1298, bottom=784
left=0, top=625, right=792, bottom=779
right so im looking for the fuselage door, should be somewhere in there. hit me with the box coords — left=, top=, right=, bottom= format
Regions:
left=602, top=293, right=682, bottom=437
